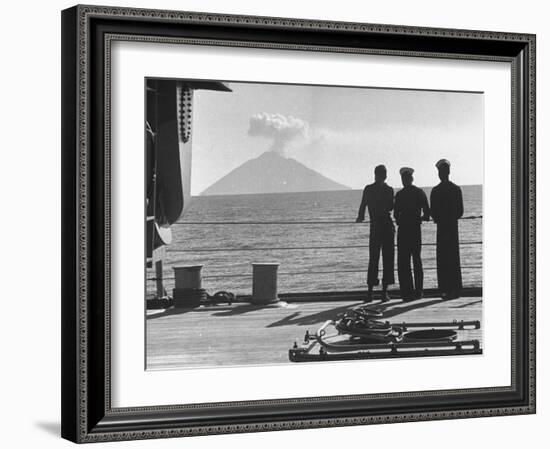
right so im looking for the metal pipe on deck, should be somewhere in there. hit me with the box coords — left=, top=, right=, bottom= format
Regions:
left=172, top=265, right=206, bottom=307
left=251, top=263, right=281, bottom=305
left=173, top=265, right=203, bottom=289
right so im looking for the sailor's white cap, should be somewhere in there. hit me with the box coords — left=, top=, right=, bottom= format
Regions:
left=435, top=159, right=451, bottom=169
left=399, top=167, right=414, bottom=176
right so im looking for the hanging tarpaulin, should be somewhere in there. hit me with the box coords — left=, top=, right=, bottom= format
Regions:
left=146, top=79, right=232, bottom=265
left=151, top=79, right=184, bottom=227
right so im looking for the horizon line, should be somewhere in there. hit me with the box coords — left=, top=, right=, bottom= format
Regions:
left=194, top=184, right=483, bottom=198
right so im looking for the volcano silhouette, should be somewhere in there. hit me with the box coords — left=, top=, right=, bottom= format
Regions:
left=201, top=151, right=351, bottom=196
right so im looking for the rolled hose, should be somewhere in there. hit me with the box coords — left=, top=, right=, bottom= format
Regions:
left=205, top=290, right=235, bottom=305
left=317, top=321, right=404, bottom=350
left=335, top=318, right=398, bottom=341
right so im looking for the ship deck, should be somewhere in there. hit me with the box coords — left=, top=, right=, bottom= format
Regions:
left=146, top=290, right=483, bottom=370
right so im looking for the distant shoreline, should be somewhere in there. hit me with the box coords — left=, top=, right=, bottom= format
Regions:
left=194, top=184, right=482, bottom=199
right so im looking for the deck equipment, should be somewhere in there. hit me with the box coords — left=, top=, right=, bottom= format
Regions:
left=289, top=304, right=481, bottom=362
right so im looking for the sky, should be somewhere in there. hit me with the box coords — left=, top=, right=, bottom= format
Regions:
left=189, top=81, right=484, bottom=195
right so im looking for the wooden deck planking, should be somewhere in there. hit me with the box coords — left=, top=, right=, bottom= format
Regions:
left=146, top=296, right=482, bottom=370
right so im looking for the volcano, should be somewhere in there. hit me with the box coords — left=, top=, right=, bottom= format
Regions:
left=201, top=151, right=351, bottom=196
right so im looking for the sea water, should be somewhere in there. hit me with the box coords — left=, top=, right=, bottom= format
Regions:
left=148, top=186, right=482, bottom=296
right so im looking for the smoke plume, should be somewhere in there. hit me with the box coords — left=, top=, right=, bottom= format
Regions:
left=248, top=112, right=309, bottom=157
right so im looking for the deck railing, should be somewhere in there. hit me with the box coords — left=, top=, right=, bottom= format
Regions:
left=146, top=216, right=483, bottom=292
left=171, top=214, right=482, bottom=226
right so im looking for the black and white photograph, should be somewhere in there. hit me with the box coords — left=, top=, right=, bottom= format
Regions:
left=145, top=78, right=484, bottom=369
left=54, top=2, right=537, bottom=445
left=0, top=0, right=544, bottom=445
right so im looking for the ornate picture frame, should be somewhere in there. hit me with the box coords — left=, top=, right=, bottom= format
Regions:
left=61, top=4, right=535, bottom=443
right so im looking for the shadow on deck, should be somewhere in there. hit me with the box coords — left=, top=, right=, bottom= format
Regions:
left=146, top=290, right=483, bottom=370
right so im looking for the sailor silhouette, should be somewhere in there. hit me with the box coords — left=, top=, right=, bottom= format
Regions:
left=356, top=165, right=395, bottom=302
left=430, top=159, right=464, bottom=299
left=394, top=167, right=430, bottom=301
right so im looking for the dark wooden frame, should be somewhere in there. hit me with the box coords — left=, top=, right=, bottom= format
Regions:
left=61, top=4, right=536, bottom=443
